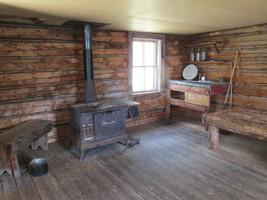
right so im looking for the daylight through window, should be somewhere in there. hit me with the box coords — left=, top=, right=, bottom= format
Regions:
left=131, top=37, right=163, bottom=93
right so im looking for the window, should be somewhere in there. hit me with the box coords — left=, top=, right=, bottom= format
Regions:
left=129, top=32, right=165, bottom=94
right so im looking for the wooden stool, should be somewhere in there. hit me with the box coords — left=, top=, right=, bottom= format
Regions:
left=0, top=119, right=53, bottom=177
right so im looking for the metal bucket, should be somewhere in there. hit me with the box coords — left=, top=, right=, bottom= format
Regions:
left=29, top=158, right=48, bottom=177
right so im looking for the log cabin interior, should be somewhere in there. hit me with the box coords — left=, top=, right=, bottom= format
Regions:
left=0, top=0, right=267, bottom=199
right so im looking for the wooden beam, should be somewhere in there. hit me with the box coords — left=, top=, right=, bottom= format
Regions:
left=167, top=83, right=210, bottom=96
left=169, top=98, right=208, bottom=112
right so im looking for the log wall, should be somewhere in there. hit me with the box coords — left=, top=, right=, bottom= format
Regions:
left=0, top=23, right=185, bottom=142
left=185, top=24, right=267, bottom=112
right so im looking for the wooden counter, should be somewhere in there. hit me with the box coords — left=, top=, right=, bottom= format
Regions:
left=165, top=80, right=228, bottom=118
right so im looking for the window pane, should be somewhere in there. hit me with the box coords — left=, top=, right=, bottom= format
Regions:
left=144, top=42, right=156, bottom=66
left=132, top=66, right=144, bottom=92
left=131, top=37, right=162, bottom=93
left=144, top=66, right=156, bottom=91
left=133, top=41, right=143, bottom=66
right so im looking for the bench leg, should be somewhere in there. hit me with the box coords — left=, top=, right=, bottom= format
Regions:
left=208, top=125, right=219, bottom=150
left=9, top=153, right=21, bottom=178
left=31, top=135, right=48, bottom=151
left=0, top=145, right=21, bottom=178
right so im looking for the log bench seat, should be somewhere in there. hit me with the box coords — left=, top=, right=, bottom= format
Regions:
left=0, top=119, right=53, bottom=177
left=203, top=103, right=267, bottom=150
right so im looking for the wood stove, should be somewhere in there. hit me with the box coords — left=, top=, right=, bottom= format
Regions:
left=68, top=22, right=139, bottom=160
left=70, top=99, right=138, bottom=160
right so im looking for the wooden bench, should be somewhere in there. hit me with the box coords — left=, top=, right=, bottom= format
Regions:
left=203, top=103, right=267, bottom=150
left=0, top=119, right=53, bottom=177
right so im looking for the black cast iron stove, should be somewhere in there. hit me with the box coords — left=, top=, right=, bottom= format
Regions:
left=68, top=22, right=139, bottom=160
left=69, top=99, right=138, bottom=160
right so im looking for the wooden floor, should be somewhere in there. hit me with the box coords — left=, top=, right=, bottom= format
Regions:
left=1, top=116, right=267, bottom=200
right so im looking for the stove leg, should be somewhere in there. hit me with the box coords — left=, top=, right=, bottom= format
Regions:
left=79, top=150, right=85, bottom=161
left=125, top=139, right=129, bottom=147
left=69, top=139, right=73, bottom=147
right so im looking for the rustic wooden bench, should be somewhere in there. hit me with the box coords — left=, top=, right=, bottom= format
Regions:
left=0, top=119, right=53, bottom=177
left=203, top=103, right=267, bottom=150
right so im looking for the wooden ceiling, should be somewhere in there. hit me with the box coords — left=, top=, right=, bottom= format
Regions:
left=0, top=0, right=266, bottom=35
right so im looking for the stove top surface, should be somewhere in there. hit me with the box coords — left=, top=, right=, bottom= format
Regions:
left=70, top=99, right=138, bottom=113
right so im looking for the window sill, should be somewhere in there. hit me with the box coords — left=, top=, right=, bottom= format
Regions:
left=130, top=90, right=165, bottom=97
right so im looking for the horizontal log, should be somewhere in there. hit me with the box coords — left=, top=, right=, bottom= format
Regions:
left=0, top=41, right=82, bottom=51
left=0, top=75, right=84, bottom=87
left=0, top=82, right=84, bottom=101
left=137, top=96, right=165, bottom=110
left=0, top=109, right=70, bottom=130
left=47, top=123, right=72, bottom=138
left=0, top=57, right=82, bottom=72
left=165, top=66, right=183, bottom=75
left=211, top=94, right=267, bottom=109
left=165, top=35, right=185, bottom=45
left=94, top=56, right=128, bottom=67
left=165, top=46, right=183, bottom=55
left=0, top=70, right=83, bottom=82
left=165, top=56, right=183, bottom=66
left=137, top=108, right=165, bottom=120
left=189, top=28, right=267, bottom=45
left=202, top=24, right=266, bottom=36
left=97, top=92, right=128, bottom=99
left=168, top=98, right=208, bottom=112
left=0, top=48, right=81, bottom=57
left=167, top=83, right=210, bottom=96
left=94, top=72, right=128, bottom=79
left=92, top=31, right=128, bottom=43
left=169, top=74, right=182, bottom=79
left=130, top=92, right=165, bottom=101
left=126, top=116, right=165, bottom=128
left=93, top=48, right=127, bottom=55
left=233, top=84, right=267, bottom=97
left=0, top=95, right=81, bottom=112
left=0, top=25, right=79, bottom=40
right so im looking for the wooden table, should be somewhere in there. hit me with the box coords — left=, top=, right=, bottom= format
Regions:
left=165, top=80, right=228, bottom=118
left=203, top=104, right=267, bottom=150
left=0, top=119, right=53, bottom=177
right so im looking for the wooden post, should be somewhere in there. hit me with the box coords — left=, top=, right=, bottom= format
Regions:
left=208, top=125, right=219, bottom=150
left=165, top=89, right=171, bottom=119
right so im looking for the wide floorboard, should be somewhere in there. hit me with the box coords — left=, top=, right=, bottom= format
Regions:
left=1, top=116, right=267, bottom=200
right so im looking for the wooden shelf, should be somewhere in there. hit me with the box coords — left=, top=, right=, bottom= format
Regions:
left=184, top=41, right=224, bottom=54
left=185, top=42, right=216, bottom=47
left=183, top=61, right=229, bottom=64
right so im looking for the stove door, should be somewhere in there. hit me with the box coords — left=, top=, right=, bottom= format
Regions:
left=94, top=108, right=126, bottom=140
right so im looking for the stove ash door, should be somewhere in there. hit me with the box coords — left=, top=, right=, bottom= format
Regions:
left=94, top=108, right=126, bottom=140
left=80, top=113, right=94, bottom=141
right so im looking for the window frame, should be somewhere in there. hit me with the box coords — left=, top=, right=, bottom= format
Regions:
left=128, top=32, right=165, bottom=95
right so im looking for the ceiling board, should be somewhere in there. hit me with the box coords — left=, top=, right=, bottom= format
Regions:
left=0, top=0, right=266, bottom=35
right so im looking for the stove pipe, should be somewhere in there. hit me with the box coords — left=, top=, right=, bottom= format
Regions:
left=83, top=24, right=97, bottom=102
